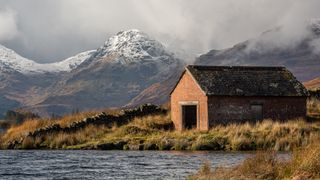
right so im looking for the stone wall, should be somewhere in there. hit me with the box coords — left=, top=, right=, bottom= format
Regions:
left=6, top=104, right=167, bottom=149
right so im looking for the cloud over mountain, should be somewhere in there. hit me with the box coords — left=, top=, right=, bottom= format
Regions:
left=0, top=8, right=18, bottom=41
left=1, top=0, right=320, bottom=63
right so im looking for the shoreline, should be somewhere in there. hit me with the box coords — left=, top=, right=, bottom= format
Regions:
left=1, top=102, right=320, bottom=151
left=2, top=117, right=319, bottom=151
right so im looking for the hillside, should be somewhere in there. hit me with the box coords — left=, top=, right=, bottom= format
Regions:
left=0, top=45, right=98, bottom=118
left=304, top=77, right=320, bottom=90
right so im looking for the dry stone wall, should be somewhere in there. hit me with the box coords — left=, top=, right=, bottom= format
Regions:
left=6, top=104, right=167, bottom=149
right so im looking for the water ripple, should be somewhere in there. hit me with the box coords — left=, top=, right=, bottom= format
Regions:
left=0, top=150, right=255, bottom=179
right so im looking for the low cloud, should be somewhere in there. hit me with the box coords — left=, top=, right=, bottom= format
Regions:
left=245, top=1, right=320, bottom=54
left=0, top=9, right=18, bottom=41
left=310, top=38, right=320, bottom=55
left=0, top=0, right=320, bottom=62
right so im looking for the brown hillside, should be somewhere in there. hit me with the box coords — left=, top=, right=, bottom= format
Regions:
left=304, top=77, right=320, bottom=90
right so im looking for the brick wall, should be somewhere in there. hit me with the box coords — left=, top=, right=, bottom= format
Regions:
left=208, top=96, right=307, bottom=126
left=170, top=71, right=208, bottom=131
left=171, top=71, right=307, bottom=130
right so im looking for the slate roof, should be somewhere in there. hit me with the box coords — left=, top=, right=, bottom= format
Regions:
left=184, top=65, right=309, bottom=97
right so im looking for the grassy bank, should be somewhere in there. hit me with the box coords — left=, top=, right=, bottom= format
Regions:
left=1, top=113, right=319, bottom=151
left=188, top=138, right=320, bottom=179
left=0, top=99, right=320, bottom=150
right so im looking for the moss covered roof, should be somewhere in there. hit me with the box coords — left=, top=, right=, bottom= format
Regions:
left=186, top=65, right=309, bottom=97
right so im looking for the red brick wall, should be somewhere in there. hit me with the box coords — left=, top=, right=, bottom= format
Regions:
left=208, top=96, right=307, bottom=126
left=170, top=71, right=208, bottom=131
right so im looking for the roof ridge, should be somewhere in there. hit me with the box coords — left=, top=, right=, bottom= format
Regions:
left=187, top=65, right=286, bottom=71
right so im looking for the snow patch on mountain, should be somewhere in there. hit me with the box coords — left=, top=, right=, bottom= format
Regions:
left=88, top=29, right=174, bottom=65
left=0, top=44, right=56, bottom=74
left=52, top=50, right=95, bottom=71
left=0, top=44, right=94, bottom=74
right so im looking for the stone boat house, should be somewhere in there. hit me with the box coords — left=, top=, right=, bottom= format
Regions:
left=170, top=65, right=309, bottom=131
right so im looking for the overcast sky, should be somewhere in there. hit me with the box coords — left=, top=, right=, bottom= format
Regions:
left=0, top=0, right=320, bottom=63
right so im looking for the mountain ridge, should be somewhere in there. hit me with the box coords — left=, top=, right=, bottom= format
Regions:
left=304, top=77, right=320, bottom=90
left=3, top=29, right=184, bottom=117
left=0, top=44, right=97, bottom=74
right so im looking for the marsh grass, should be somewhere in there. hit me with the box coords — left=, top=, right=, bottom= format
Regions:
left=92, top=117, right=319, bottom=151
left=308, top=98, right=320, bottom=119
left=18, top=125, right=110, bottom=149
left=3, top=114, right=319, bottom=150
left=2, top=118, right=54, bottom=144
left=188, top=137, right=320, bottom=180
left=1, top=110, right=114, bottom=144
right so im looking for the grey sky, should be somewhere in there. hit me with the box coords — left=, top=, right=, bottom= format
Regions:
left=0, top=0, right=320, bottom=63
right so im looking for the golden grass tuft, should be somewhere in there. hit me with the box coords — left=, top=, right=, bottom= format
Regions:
left=1, top=110, right=106, bottom=144
left=189, top=137, right=320, bottom=179
left=128, top=113, right=172, bottom=130
left=308, top=98, right=320, bottom=116
left=2, top=118, right=54, bottom=143
left=18, top=125, right=111, bottom=149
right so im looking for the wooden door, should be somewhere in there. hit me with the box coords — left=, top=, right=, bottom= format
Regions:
left=182, top=105, right=197, bottom=129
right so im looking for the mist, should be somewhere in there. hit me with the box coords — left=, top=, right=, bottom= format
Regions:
left=0, top=0, right=320, bottom=63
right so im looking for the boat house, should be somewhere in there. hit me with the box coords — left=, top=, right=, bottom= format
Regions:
left=170, top=65, right=309, bottom=131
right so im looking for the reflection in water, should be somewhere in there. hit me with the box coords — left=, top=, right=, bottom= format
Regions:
left=0, top=150, right=256, bottom=179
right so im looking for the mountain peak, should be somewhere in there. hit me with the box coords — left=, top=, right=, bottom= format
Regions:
left=114, top=29, right=146, bottom=40
left=83, top=29, right=172, bottom=65
left=106, top=29, right=146, bottom=45
left=104, top=29, right=152, bottom=52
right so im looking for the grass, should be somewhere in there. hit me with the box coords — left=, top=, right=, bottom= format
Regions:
left=1, top=113, right=320, bottom=150
left=19, top=114, right=316, bottom=151
left=308, top=98, right=320, bottom=118
left=0, top=109, right=116, bottom=145
left=0, top=121, right=11, bottom=130
left=19, top=125, right=110, bottom=149
left=0, top=99, right=319, bottom=150
left=188, top=137, right=320, bottom=180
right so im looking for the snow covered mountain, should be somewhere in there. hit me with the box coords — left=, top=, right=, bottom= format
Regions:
left=96, top=29, right=170, bottom=64
left=13, top=29, right=184, bottom=117
left=0, top=44, right=54, bottom=74
left=0, top=29, right=176, bottom=74
left=78, top=29, right=178, bottom=73
left=0, top=44, right=94, bottom=74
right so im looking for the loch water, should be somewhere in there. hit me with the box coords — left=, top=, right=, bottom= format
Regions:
left=0, top=150, right=258, bottom=179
